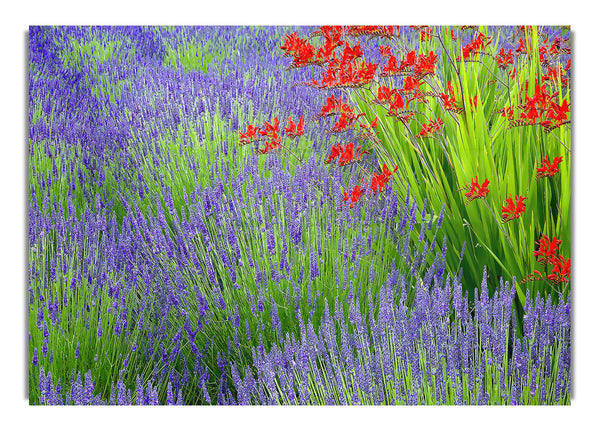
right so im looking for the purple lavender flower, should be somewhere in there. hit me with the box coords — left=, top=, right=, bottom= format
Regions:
left=310, top=250, right=319, bottom=281
left=32, top=348, right=39, bottom=367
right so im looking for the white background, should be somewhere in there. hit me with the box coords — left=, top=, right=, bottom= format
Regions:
left=1, top=1, right=597, bottom=429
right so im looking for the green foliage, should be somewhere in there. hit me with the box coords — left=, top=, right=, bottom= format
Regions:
left=162, top=32, right=230, bottom=74
left=350, top=26, right=570, bottom=311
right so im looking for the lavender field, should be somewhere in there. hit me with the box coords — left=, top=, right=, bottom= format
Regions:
left=28, top=25, right=571, bottom=405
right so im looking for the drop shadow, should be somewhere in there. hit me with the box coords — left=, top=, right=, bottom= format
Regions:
left=24, top=28, right=30, bottom=403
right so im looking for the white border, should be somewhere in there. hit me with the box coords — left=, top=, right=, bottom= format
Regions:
left=2, top=1, right=597, bottom=429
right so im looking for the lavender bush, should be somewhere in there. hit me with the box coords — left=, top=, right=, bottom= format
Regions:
left=227, top=271, right=570, bottom=405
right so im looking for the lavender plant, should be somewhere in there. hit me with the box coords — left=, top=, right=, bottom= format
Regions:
left=224, top=270, right=570, bottom=405
left=28, top=25, right=570, bottom=406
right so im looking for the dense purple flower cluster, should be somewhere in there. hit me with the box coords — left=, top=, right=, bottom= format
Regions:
left=221, top=270, right=570, bottom=405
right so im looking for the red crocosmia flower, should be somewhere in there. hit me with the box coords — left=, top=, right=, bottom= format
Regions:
left=284, top=115, right=305, bottom=138
left=516, top=38, right=527, bottom=54
left=338, top=142, right=368, bottom=166
left=411, top=26, right=432, bottom=41
left=419, top=118, right=443, bottom=137
left=542, top=65, right=558, bottom=83
left=319, top=95, right=339, bottom=117
left=533, top=82, right=553, bottom=110
left=325, top=143, right=344, bottom=164
left=259, top=117, right=280, bottom=140
left=536, top=155, right=563, bottom=180
left=318, top=95, right=355, bottom=118
left=350, top=185, right=364, bottom=207
left=332, top=113, right=353, bottom=133
left=313, top=30, right=343, bottom=63
left=520, top=96, right=539, bottom=124
left=291, top=42, right=317, bottom=68
left=377, top=86, right=397, bottom=104
left=495, top=47, right=514, bottom=69
left=547, top=254, right=571, bottom=284
left=402, top=76, right=422, bottom=94
left=361, top=117, right=378, bottom=131
left=521, top=269, right=545, bottom=284
left=550, top=37, right=561, bottom=55
left=381, top=55, right=400, bottom=76
left=458, top=33, right=491, bottom=62
left=539, top=44, right=549, bottom=65
left=414, top=51, right=437, bottom=77
left=440, top=80, right=458, bottom=111
left=547, top=100, right=569, bottom=124
left=319, top=56, right=376, bottom=88
left=257, top=140, right=280, bottom=155
left=330, top=112, right=365, bottom=133
left=320, top=65, right=337, bottom=88
left=533, top=234, right=562, bottom=265
left=388, top=93, right=405, bottom=116
left=316, top=44, right=337, bottom=63
left=311, top=26, right=345, bottom=43
left=358, top=62, right=378, bottom=84
left=400, top=51, right=417, bottom=70
left=342, top=189, right=350, bottom=205
left=501, top=195, right=527, bottom=222
left=383, top=55, right=398, bottom=72
left=463, top=176, right=490, bottom=204
left=500, top=106, right=514, bottom=118
left=341, top=42, right=363, bottom=63
left=398, top=112, right=414, bottom=123
left=522, top=107, right=539, bottom=123
left=338, top=142, right=356, bottom=165
left=461, top=45, right=473, bottom=61
left=370, top=164, right=398, bottom=194
left=239, top=124, right=259, bottom=145
left=381, top=164, right=398, bottom=183
left=379, top=45, right=392, bottom=57
left=281, top=32, right=303, bottom=56
left=342, top=185, right=365, bottom=208
left=371, top=174, right=384, bottom=194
